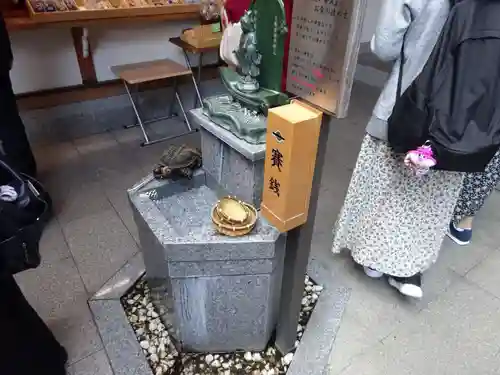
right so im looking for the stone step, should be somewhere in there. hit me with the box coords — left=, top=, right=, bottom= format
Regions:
left=129, top=171, right=286, bottom=352
left=153, top=185, right=218, bottom=238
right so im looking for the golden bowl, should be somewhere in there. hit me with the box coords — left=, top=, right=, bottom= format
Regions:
left=215, top=196, right=249, bottom=224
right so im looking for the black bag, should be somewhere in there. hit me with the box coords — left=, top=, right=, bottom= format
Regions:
left=388, top=0, right=500, bottom=172
left=0, top=159, right=52, bottom=275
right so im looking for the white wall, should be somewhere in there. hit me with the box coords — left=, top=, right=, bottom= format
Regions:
left=10, top=29, right=81, bottom=94
left=360, top=0, right=382, bottom=43
left=9, top=21, right=218, bottom=94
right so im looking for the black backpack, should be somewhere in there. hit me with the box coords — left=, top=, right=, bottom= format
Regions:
left=0, top=159, right=52, bottom=275
left=388, top=0, right=500, bottom=172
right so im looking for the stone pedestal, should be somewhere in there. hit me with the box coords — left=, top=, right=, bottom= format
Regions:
left=190, top=108, right=266, bottom=207
left=128, top=171, right=285, bottom=352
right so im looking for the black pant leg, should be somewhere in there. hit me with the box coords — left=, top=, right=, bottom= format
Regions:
left=0, top=275, right=67, bottom=375
left=0, top=73, right=37, bottom=177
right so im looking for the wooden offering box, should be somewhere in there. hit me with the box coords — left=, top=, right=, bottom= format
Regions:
left=180, top=24, right=221, bottom=48
left=26, top=0, right=200, bottom=23
left=261, top=100, right=323, bottom=233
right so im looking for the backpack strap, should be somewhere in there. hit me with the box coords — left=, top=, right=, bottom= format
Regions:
left=396, top=5, right=415, bottom=99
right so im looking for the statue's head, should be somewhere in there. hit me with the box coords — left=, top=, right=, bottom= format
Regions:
left=240, top=10, right=256, bottom=32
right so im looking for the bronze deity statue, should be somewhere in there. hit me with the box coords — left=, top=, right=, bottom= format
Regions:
left=202, top=0, right=289, bottom=145
left=234, top=10, right=262, bottom=93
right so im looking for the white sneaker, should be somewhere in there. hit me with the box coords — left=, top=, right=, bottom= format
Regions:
left=388, top=276, right=423, bottom=299
left=363, top=267, right=384, bottom=278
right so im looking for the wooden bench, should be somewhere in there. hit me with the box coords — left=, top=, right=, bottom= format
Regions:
left=111, top=58, right=202, bottom=146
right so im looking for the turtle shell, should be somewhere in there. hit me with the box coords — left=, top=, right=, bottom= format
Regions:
left=159, top=144, right=202, bottom=170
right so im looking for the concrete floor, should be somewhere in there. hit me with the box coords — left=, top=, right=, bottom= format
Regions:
left=14, top=81, right=500, bottom=374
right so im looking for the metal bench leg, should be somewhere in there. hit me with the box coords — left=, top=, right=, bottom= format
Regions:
left=136, top=82, right=197, bottom=147
left=175, top=88, right=192, bottom=131
left=183, top=50, right=204, bottom=108
left=124, top=82, right=151, bottom=145
left=124, top=84, right=141, bottom=129
left=168, top=78, right=179, bottom=117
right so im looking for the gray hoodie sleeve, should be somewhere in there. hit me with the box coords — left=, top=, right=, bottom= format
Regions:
left=370, top=0, right=413, bottom=61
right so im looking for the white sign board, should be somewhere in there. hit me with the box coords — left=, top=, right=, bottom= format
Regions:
left=286, top=0, right=366, bottom=117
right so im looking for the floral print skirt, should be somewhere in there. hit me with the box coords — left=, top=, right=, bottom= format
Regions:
left=332, top=135, right=464, bottom=277
left=453, top=149, right=500, bottom=223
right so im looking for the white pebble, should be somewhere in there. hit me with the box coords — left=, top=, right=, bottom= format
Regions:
left=268, top=369, right=276, bottom=375
left=211, top=359, right=221, bottom=368
left=252, top=353, right=263, bottom=362
left=167, top=360, right=175, bottom=368
left=148, top=346, right=157, bottom=354
left=140, top=341, right=150, bottom=350
left=136, top=328, right=144, bottom=336
left=235, top=363, right=243, bottom=369
left=266, top=347, right=276, bottom=356
left=155, top=369, right=163, bottom=375
left=129, top=315, right=138, bottom=323
left=139, top=316, right=147, bottom=322
left=150, top=353, right=159, bottom=363
left=244, top=352, right=253, bottom=361
left=311, top=293, right=319, bottom=300
left=313, top=285, right=323, bottom=292
left=295, top=340, right=300, bottom=348
left=305, top=285, right=313, bottom=292
left=149, top=322, right=157, bottom=331
left=283, top=352, right=294, bottom=365
left=301, top=297, right=308, bottom=306
left=222, top=362, right=230, bottom=369
left=205, top=354, right=214, bottom=364
left=224, top=370, right=230, bottom=375
left=151, top=311, right=159, bottom=318
left=297, top=324, right=303, bottom=332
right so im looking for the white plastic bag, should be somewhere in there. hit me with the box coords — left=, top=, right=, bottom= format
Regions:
left=219, top=7, right=242, bottom=67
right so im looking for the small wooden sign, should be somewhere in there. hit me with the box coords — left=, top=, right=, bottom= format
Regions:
left=285, top=0, right=366, bottom=117
left=260, top=100, right=322, bottom=232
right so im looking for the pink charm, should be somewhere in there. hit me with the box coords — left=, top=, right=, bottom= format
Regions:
left=404, top=142, right=437, bottom=176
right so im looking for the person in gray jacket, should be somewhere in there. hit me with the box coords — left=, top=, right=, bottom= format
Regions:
left=332, top=0, right=464, bottom=298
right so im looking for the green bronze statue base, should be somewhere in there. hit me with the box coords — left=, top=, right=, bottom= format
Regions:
left=202, top=95, right=268, bottom=145
left=220, top=67, right=289, bottom=114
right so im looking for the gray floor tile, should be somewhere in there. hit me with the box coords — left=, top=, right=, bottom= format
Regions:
left=327, top=253, right=420, bottom=341
left=49, top=309, right=103, bottom=366
left=73, top=132, right=118, bottom=155
left=466, top=251, right=500, bottom=298
left=39, top=218, right=72, bottom=263
left=327, top=312, right=382, bottom=375
left=105, top=186, right=140, bottom=244
left=54, top=181, right=113, bottom=224
left=41, top=155, right=100, bottom=197
left=338, top=343, right=413, bottom=375
left=112, top=126, right=145, bottom=145
left=33, top=141, right=80, bottom=175
left=67, top=350, right=113, bottom=375
left=63, top=209, right=139, bottom=295
left=438, top=237, right=492, bottom=276
left=382, top=279, right=500, bottom=375
left=84, top=143, right=144, bottom=184
left=15, top=257, right=88, bottom=318
left=92, top=251, right=145, bottom=300
left=14, top=258, right=102, bottom=364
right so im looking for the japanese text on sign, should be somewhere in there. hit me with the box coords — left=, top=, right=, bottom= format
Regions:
left=285, top=0, right=361, bottom=116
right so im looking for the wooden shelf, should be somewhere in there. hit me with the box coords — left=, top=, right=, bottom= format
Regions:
left=4, top=6, right=200, bottom=31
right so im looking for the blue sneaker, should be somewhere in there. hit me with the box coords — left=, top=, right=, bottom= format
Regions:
left=447, top=221, right=472, bottom=245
